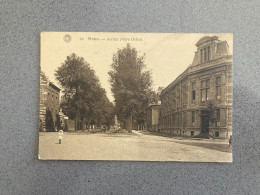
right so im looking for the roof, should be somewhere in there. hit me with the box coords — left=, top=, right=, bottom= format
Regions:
left=196, top=36, right=219, bottom=47
left=216, top=41, right=230, bottom=56
left=49, top=82, right=61, bottom=92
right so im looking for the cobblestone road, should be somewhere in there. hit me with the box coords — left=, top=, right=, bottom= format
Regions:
left=39, top=130, right=232, bottom=162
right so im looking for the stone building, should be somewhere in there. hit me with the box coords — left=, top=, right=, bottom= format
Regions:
left=160, top=36, right=232, bottom=139
left=39, top=71, right=61, bottom=131
left=146, top=103, right=161, bottom=132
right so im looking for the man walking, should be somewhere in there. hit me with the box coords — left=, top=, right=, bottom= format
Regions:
left=228, top=135, right=232, bottom=147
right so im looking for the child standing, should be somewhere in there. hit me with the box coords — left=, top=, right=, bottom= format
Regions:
left=58, top=130, right=63, bottom=144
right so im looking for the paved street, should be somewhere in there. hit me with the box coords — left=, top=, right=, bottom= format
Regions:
left=39, top=130, right=232, bottom=162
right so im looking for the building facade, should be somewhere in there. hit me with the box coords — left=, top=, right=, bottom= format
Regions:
left=160, top=36, right=232, bottom=139
left=39, top=71, right=61, bottom=131
left=146, top=103, right=161, bottom=132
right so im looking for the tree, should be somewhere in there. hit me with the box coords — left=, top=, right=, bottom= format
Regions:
left=55, top=53, right=114, bottom=130
left=94, top=93, right=115, bottom=128
left=108, top=44, right=153, bottom=133
left=206, top=99, right=217, bottom=123
left=89, top=88, right=115, bottom=129
left=40, top=70, right=48, bottom=81
left=56, top=114, right=61, bottom=130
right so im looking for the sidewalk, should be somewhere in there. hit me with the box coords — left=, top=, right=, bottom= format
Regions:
left=132, top=130, right=232, bottom=153
left=133, top=129, right=229, bottom=143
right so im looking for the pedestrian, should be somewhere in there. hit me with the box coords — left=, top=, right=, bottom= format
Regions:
left=101, top=125, right=106, bottom=133
left=228, top=135, right=232, bottom=147
left=58, top=130, right=63, bottom=144
left=209, top=133, right=215, bottom=141
left=212, top=132, right=215, bottom=141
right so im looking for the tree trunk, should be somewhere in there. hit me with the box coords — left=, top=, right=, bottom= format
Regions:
left=74, top=117, right=77, bottom=131
left=126, top=114, right=132, bottom=133
left=82, top=117, right=86, bottom=131
left=86, top=121, right=89, bottom=131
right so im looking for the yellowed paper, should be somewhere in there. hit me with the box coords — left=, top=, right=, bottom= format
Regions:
left=39, top=32, right=232, bottom=162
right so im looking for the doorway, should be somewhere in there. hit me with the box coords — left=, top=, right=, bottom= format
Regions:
left=201, top=112, right=209, bottom=134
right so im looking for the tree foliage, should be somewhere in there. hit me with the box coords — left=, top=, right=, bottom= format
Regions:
left=40, top=70, right=48, bottom=81
left=55, top=53, right=114, bottom=129
left=206, top=99, right=217, bottom=123
left=108, top=44, right=154, bottom=132
left=56, top=114, right=61, bottom=130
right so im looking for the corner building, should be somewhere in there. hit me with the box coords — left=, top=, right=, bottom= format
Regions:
left=146, top=103, right=161, bottom=132
left=160, top=36, right=232, bottom=139
left=39, top=71, right=61, bottom=131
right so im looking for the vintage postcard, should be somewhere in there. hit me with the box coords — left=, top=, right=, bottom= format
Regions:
left=39, top=32, right=233, bottom=162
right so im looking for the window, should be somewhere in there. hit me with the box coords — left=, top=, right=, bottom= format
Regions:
left=183, top=85, right=187, bottom=105
left=215, top=132, right=219, bottom=137
left=208, top=46, right=211, bottom=61
left=192, top=91, right=196, bottom=102
left=201, top=46, right=211, bottom=63
left=201, top=81, right=205, bottom=101
left=204, top=48, right=207, bottom=62
left=192, top=111, right=195, bottom=124
left=216, top=77, right=221, bottom=100
left=206, top=79, right=210, bottom=88
left=191, top=83, right=196, bottom=103
left=191, top=131, right=194, bottom=136
left=183, top=112, right=187, bottom=126
left=178, top=113, right=182, bottom=126
left=172, top=92, right=175, bottom=110
left=201, top=79, right=210, bottom=101
left=200, top=49, right=203, bottom=63
left=215, top=109, right=220, bottom=126
left=216, top=109, right=220, bottom=121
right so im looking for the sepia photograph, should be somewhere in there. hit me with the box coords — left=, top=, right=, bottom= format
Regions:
left=39, top=32, right=233, bottom=162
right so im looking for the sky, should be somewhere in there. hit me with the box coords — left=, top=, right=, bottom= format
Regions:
left=41, top=32, right=233, bottom=102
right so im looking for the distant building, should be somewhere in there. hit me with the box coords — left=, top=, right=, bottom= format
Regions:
left=146, top=102, right=161, bottom=132
left=39, top=71, right=61, bottom=131
left=160, top=36, right=232, bottom=139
